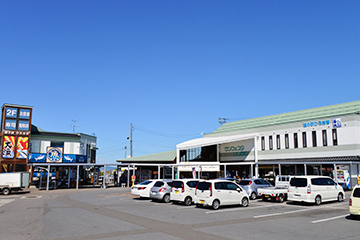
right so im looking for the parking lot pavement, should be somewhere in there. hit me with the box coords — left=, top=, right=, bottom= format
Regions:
left=0, top=188, right=359, bottom=240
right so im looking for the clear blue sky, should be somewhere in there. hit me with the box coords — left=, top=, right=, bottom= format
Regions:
left=1, top=1, right=359, bottom=164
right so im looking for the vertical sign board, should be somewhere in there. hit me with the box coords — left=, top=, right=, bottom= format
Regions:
left=0, top=104, right=33, bottom=169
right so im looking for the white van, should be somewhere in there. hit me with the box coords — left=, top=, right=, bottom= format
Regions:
left=194, top=180, right=249, bottom=210
left=288, top=176, right=345, bottom=205
left=170, top=179, right=200, bottom=206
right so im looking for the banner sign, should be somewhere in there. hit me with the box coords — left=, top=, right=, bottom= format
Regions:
left=16, top=137, right=29, bottom=159
left=2, top=136, right=15, bottom=158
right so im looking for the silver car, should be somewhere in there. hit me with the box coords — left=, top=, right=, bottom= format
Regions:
left=149, top=180, right=173, bottom=203
left=239, top=178, right=272, bottom=200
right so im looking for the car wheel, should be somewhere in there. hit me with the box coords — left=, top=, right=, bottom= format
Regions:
left=250, top=192, right=257, bottom=200
left=212, top=200, right=220, bottom=210
left=184, top=196, right=192, bottom=206
left=278, top=195, right=284, bottom=203
left=2, top=188, right=10, bottom=195
left=337, top=193, right=344, bottom=202
left=163, top=194, right=171, bottom=203
left=241, top=197, right=249, bottom=207
left=315, top=195, right=321, bottom=205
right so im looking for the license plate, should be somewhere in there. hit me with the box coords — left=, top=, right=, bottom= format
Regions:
left=265, top=194, right=270, bottom=198
left=200, top=200, right=204, bottom=204
left=175, top=190, right=179, bottom=194
left=294, top=194, right=301, bottom=197
left=152, top=191, right=157, bottom=194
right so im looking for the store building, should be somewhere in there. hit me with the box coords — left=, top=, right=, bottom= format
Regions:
left=28, top=125, right=98, bottom=188
left=118, top=100, right=360, bottom=189
left=176, top=100, right=360, bottom=188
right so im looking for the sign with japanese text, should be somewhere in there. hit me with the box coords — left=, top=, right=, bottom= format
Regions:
left=46, top=147, right=63, bottom=163
left=2, top=136, right=15, bottom=158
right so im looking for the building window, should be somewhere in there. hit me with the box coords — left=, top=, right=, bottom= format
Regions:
left=302, top=132, right=307, bottom=148
left=312, top=131, right=317, bottom=147
left=285, top=134, right=289, bottom=149
left=276, top=135, right=280, bottom=149
left=332, top=129, right=338, bottom=146
left=269, top=136, right=273, bottom=150
left=294, top=133, right=298, bottom=148
left=322, top=130, right=327, bottom=146
left=51, top=141, right=64, bottom=148
left=261, top=136, right=265, bottom=151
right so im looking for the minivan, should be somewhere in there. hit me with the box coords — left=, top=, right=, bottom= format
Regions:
left=288, top=176, right=345, bottom=205
left=349, top=185, right=360, bottom=219
left=194, top=180, right=249, bottom=210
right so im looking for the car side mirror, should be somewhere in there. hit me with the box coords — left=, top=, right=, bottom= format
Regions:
left=237, top=188, right=241, bottom=192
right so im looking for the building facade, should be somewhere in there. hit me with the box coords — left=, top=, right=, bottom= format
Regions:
left=176, top=100, right=360, bottom=188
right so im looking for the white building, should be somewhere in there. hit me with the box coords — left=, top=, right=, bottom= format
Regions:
left=176, top=100, right=360, bottom=188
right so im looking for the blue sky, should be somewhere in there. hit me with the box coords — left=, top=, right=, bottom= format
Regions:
left=1, top=1, right=359, bottom=164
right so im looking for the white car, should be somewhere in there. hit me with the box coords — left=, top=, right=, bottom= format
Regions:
left=131, top=180, right=156, bottom=198
left=287, top=176, right=345, bottom=205
left=349, top=185, right=360, bottom=219
left=194, top=180, right=250, bottom=210
left=170, top=179, right=200, bottom=206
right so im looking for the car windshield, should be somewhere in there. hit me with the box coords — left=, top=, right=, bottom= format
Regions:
left=239, top=180, right=251, bottom=185
left=290, top=178, right=307, bottom=187
left=197, top=182, right=211, bottom=190
left=139, top=180, right=152, bottom=185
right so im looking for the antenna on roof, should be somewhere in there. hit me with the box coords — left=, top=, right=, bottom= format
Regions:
left=70, top=119, right=78, bottom=133
left=218, top=117, right=228, bottom=126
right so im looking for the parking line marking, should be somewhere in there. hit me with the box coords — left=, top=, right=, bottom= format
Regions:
left=206, top=205, right=271, bottom=214
left=253, top=208, right=312, bottom=218
left=311, top=214, right=349, bottom=224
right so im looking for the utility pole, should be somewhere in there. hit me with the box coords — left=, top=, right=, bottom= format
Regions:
left=130, top=123, right=133, bottom=158
left=124, top=146, right=127, bottom=158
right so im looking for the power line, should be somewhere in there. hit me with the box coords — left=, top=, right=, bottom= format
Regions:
left=133, top=125, right=201, bottom=138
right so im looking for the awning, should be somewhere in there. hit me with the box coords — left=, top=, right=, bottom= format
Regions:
left=176, top=134, right=257, bottom=150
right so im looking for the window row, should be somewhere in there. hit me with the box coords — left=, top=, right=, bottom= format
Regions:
left=261, top=129, right=338, bottom=151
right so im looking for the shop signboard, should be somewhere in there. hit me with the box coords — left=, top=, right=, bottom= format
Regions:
left=28, top=153, right=46, bottom=163
left=220, top=139, right=254, bottom=161
left=2, top=136, right=15, bottom=158
left=1, top=104, right=32, bottom=165
left=16, top=137, right=29, bottom=159
left=46, top=147, right=63, bottom=163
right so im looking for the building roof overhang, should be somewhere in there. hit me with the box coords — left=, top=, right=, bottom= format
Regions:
left=176, top=134, right=257, bottom=150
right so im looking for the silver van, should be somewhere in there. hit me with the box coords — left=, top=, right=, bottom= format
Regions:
left=288, top=176, right=345, bottom=205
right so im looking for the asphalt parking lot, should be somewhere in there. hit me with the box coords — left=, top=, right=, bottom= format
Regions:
left=0, top=187, right=359, bottom=240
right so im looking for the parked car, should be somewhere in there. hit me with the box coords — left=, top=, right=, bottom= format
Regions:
left=349, top=185, right=360, bottom=219
left=239, top=178, right=272, bottom=200
left=131, top=180, right=156, bottom=198
left=170, top=179, right=199, bottom=206
left=149, top=179, right=173, bottom=203
left=194, top=180, right=250, bottom=210
left=287, top=176, right=345, bottom=205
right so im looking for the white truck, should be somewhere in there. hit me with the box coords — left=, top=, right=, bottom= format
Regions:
left=0, top=172, right=30, bottom=195
left=257, top=175, right=290, bottom=203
